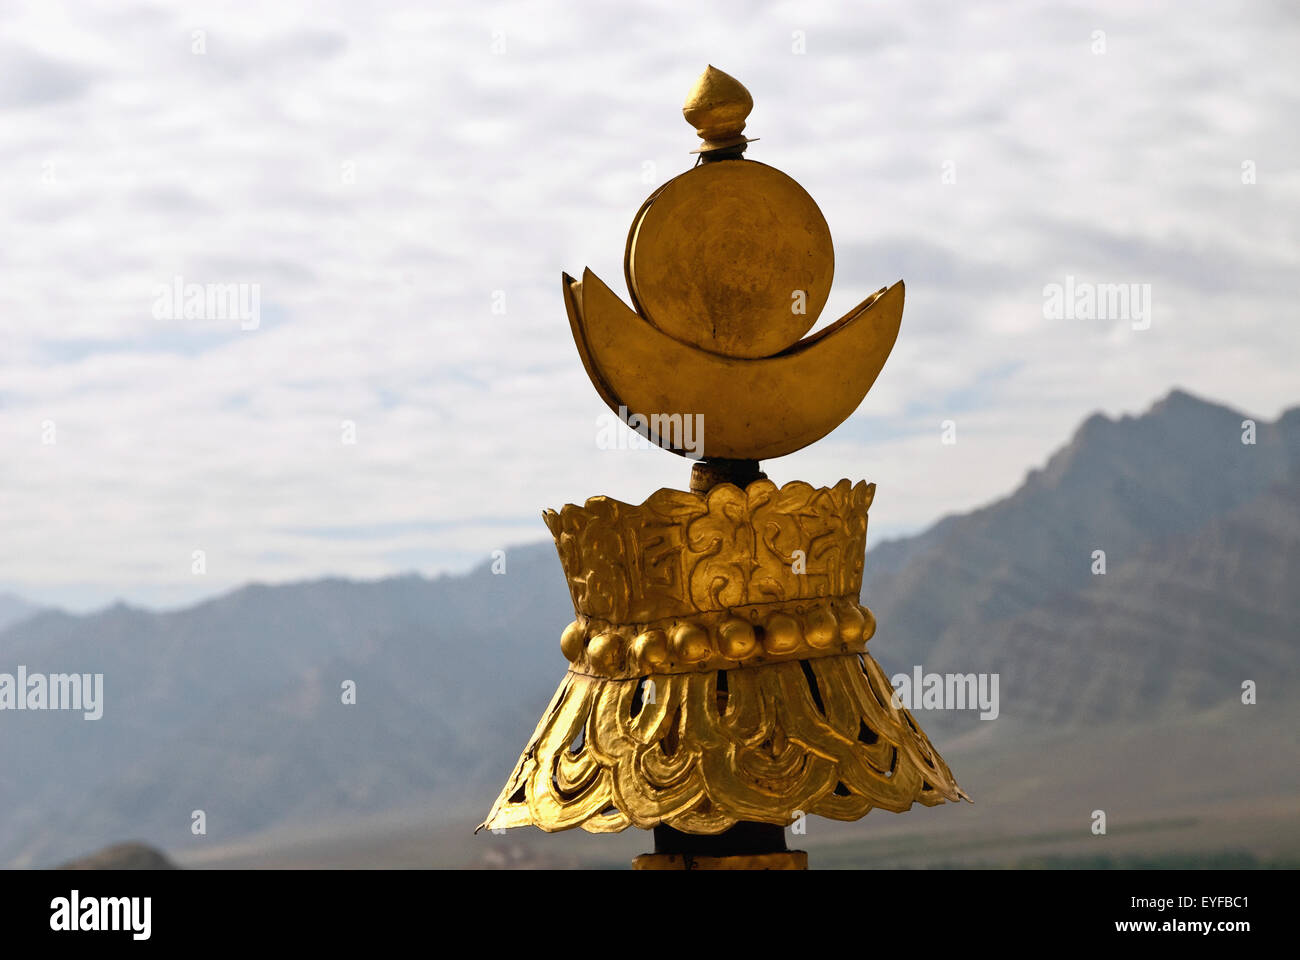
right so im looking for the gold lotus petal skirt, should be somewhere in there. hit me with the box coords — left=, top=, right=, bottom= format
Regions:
left=481, top=651, right=968, bottom=834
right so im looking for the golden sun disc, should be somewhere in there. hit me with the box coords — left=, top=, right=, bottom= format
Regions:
left=625, top=159, right=834, bottom=359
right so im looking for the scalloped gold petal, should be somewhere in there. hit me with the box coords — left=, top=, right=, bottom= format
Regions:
left=480, top=653, right=969, bottom=835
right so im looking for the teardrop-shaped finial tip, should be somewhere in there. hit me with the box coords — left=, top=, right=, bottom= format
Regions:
left=682, top=65, right=753, bottom=155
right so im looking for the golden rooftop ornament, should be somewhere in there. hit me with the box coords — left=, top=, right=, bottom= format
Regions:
left=480, top=65, right=968, bottom=869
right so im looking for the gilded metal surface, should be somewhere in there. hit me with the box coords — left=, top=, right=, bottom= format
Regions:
left=547, top=478, right=872, bottom=623
left=547, top=478, right=875, bottom=676
left=479, top=476, right=969, bottom=835
left=564, top=268, right=902, bottom=460
left=559, top=598, right=873, bottom=678
left=626, top=160, right=833, bottom=358
left=560, top=65, right=903, bottom=461
left=482, top=67, right=967, bottom=856
left=682, top=64, right=755, bottom=154
left=479, top=653, right=969, bottom=835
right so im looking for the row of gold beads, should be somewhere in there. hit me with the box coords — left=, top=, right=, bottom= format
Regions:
left=559, top=599, right=875, bottom=676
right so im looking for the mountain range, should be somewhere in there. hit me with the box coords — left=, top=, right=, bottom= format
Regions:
left=1, top=388, right=1296, bottom=867
left=0, top=593, right=42, bottom=634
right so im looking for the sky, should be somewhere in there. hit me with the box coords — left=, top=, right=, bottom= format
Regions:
left=1, top=0, right=1297, bottom=612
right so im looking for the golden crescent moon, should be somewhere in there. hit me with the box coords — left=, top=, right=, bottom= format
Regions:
left=562, top=268, right=904, bottom=461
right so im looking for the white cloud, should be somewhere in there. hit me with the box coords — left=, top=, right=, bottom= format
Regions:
left=1, top=0, right=1297, bottom=610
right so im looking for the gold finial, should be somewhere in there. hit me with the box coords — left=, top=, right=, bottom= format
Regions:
left=682, top=65, right=755, bottom=156
left=482, top=65, right=964, bottom=869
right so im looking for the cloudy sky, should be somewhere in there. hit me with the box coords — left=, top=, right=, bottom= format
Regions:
left=2, top=0, right=1297, bottom=611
